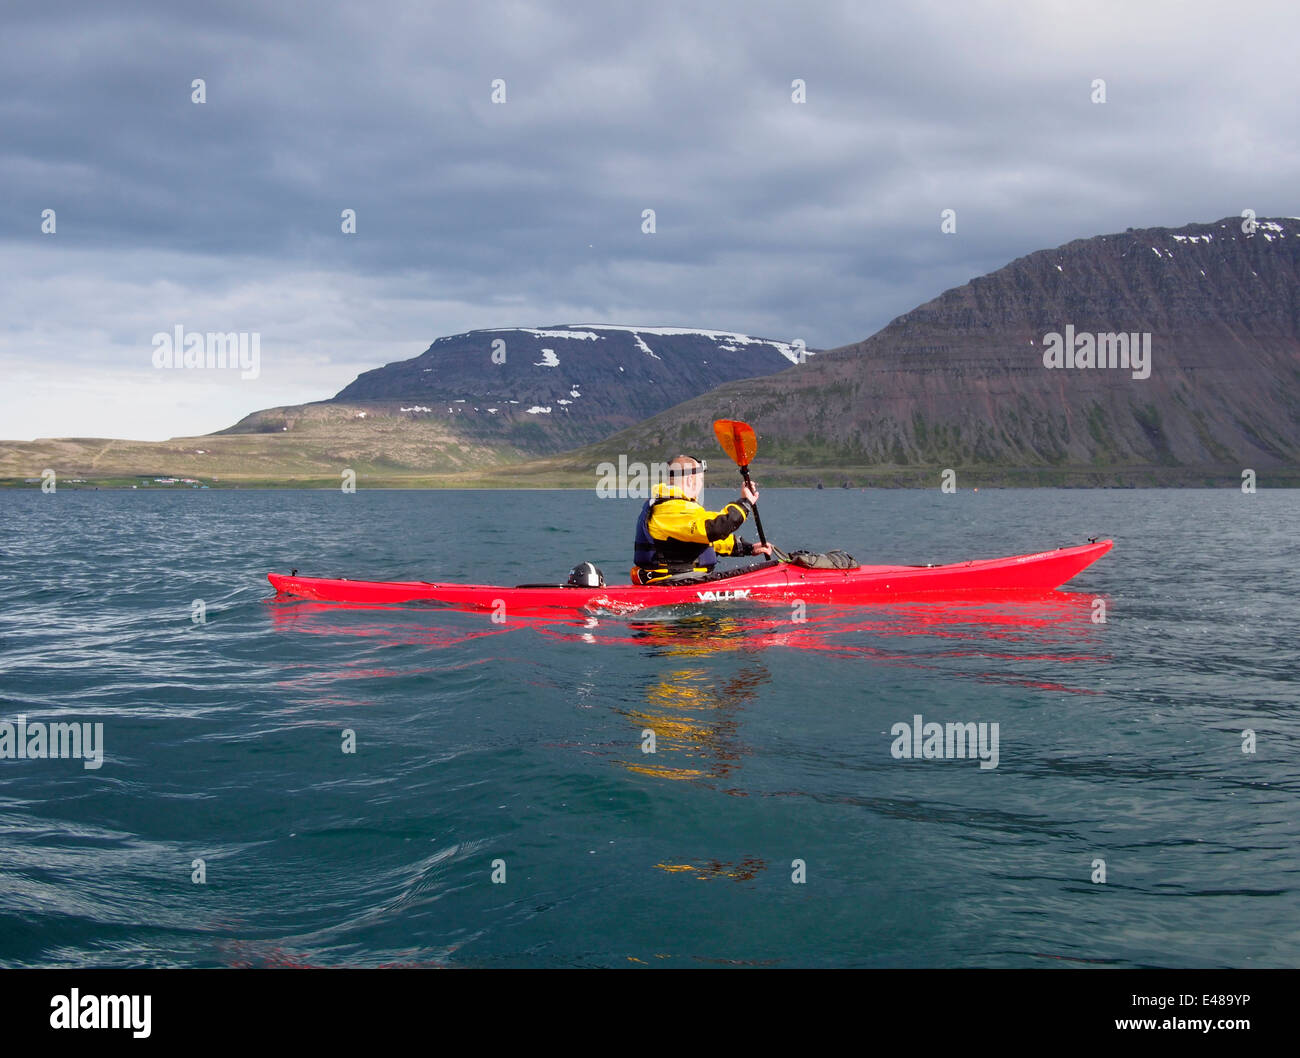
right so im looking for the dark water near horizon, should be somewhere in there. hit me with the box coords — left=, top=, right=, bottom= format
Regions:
left=1, top=488, right=1297, bottom=968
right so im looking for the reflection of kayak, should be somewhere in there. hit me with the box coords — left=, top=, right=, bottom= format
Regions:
left=267, top=539, right=1112, bottom=613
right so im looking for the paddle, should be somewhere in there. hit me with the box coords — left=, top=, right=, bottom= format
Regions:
left=712, top=418, right=769, bottom=549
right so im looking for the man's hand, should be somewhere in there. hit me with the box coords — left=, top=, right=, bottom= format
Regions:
left=742, top=482, right=759, bottom=506
left=752, top=542, right=774, bottom=557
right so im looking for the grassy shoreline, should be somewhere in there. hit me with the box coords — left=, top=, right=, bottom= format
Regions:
left=4, top=466, right=1297, bottom=490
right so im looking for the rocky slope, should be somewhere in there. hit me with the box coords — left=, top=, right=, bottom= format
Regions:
left=571, top=217, right=1300, bottom=482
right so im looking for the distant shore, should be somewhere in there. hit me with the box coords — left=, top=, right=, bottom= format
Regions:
left=4, top=467, right=1297, bottom=490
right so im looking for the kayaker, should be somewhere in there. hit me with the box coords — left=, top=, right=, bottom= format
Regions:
left=631, top=455, right=774, bottom=584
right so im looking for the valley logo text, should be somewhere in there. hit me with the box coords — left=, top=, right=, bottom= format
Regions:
left=0, top=715, right=104, bottom=769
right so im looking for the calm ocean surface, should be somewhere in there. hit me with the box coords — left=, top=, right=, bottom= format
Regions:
left=0, top=488, right=1296, bottom=968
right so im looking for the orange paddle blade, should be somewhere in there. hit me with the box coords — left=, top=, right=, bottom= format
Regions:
left=713, top=419, right=758, bottom=467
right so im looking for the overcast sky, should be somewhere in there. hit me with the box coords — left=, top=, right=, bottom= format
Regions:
left=2, top=0, right=1297, bottom=440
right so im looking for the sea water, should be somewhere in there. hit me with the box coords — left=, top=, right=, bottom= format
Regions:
left=0, top=488, right=1296, bottom=967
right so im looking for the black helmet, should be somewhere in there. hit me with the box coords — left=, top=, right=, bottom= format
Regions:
left=567, top=562, right=605, bottom=587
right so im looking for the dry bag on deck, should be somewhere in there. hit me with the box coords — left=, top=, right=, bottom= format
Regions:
left=785, top=549, right=859, bottom=569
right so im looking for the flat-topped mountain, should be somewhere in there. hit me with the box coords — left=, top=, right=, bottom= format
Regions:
left=221, top=325, right=809, bottom=453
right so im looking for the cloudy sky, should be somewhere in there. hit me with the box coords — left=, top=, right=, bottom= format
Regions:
left=2, top=0, right=1296, bottom=440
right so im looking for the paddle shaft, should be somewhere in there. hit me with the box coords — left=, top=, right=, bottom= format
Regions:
left=738, top=463, right=768, bottom=546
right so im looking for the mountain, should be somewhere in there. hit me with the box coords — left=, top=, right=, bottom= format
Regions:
left=6, top=218, right=1298, bottom=488
left=220, top=325, right=809, bottom=454
left=0, top=326, right=809, bottom=485
left=549, top=217, right=1300, bottom=485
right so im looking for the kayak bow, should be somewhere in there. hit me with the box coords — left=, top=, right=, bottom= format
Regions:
left=268, top=539, right=1112, bottom=613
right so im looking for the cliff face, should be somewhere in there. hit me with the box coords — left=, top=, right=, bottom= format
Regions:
left=592, top=217, right=1300, bottom=477
left=222, top=325, right=808, bottom=454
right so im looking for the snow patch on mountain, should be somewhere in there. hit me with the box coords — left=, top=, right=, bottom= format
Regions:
left=563, top=324, right=807, bottom=364
left=492, top=328, right=601, bottom=341
left=631, top=332, right=662, bottom=360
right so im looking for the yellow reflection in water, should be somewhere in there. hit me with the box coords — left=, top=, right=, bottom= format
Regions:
left=652, top=857, right=767, bottom=881
left=618, top=616, right=771, bottom=786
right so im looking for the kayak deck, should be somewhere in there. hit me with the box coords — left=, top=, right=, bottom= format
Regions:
left=267, top=539, right=1112, bottom=613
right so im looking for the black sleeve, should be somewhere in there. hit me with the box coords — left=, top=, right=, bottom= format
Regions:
left=703, top=498, right=751, bottom=541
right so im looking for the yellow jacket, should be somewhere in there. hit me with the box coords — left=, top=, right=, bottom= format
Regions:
left=632, top=483, right=755, bottom=581
left=646, top=483, right=749, bottom=555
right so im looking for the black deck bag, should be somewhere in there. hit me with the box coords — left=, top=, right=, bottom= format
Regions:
left=784, top=549, right=859, bottom=570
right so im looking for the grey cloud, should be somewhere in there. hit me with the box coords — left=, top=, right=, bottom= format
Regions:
left=2, top=0, right=1297, bottom=437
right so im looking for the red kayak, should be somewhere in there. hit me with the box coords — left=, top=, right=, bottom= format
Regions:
left=267, top=539, right=1112, bottom=614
